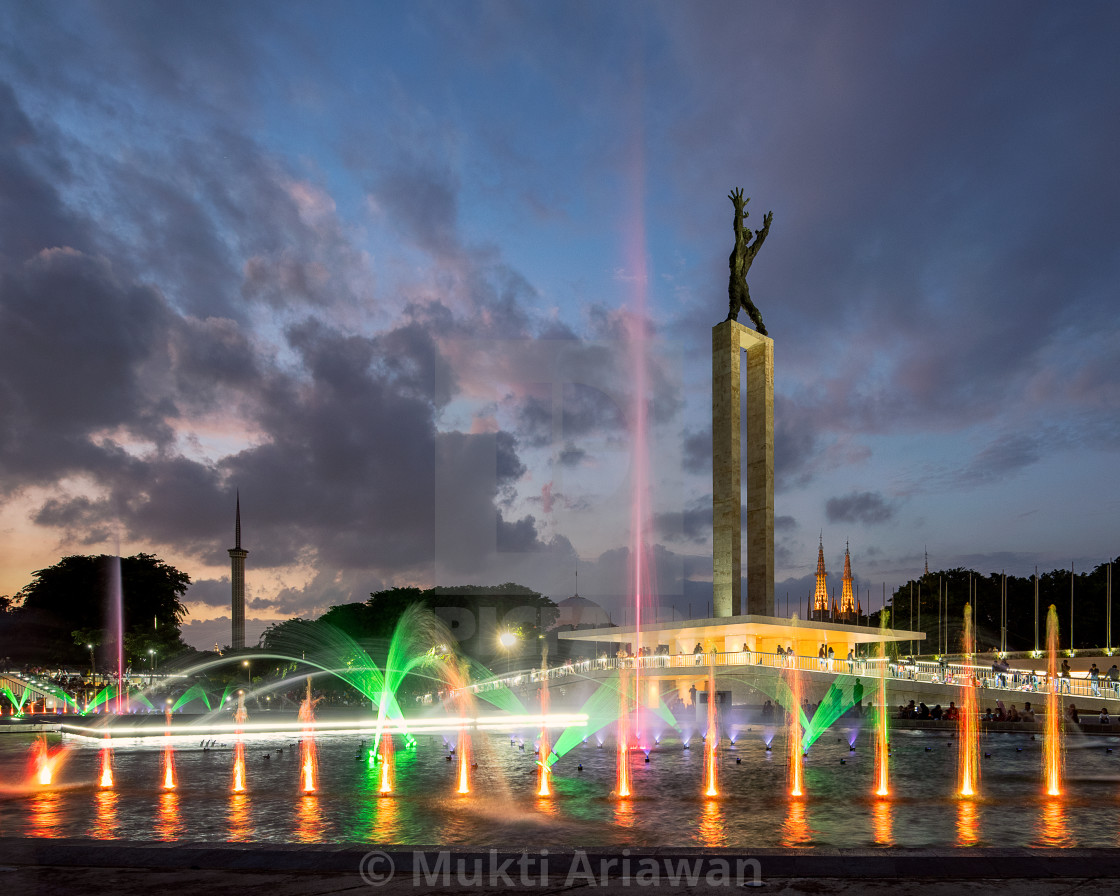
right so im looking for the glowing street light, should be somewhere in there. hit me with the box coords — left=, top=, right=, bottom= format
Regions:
left=148, top=648, right=156, bottom=685
left=499, top=631, right=518, bottom=674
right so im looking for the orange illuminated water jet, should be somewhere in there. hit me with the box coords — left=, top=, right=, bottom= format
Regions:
left=298, top=678, right=318, bottom=793
left=537, top=646, right=551, bottom=796
left=456, top=729, right=471, bottom=794
left=32, top=735, right=52, bottom=786
left=958, top=604, right=980, bottom=797
left=378, top=733, right=394, bottom=794
left=874, top=615, right=890, bottom=797
left=232, top=693, right=247, bottom=793
left=1044, top=604, right=1064, bottom=796
left=161, top=707, right=176, bottom=790
left=786, top=653, right=804, bottom=797
left=99, top=736, right=113, bottom=788
left=616, top=665, right=631, bottom=798
left=703, top=660, right=719, bottom=797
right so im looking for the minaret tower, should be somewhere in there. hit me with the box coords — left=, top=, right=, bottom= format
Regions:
left=840, top=540, right=856, bottom=618
left=228, top=492, right=248, bottom=650
left=813, top=534, right=828, bottom=620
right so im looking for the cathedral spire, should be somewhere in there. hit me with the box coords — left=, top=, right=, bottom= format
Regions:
left=813, top=534, right=828, bottom=618
left=840, top=540, right=855, bottom=617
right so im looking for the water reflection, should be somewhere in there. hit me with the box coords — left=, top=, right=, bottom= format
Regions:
left=372, top=794, right=401, bottom=842
left=698, top=800, right=728, bottom=847
left=155, top=791, right=183, bottom=841
left=780, top=800, right=811, bottom=847
left=871, top=799, right=892, bottom=846
left=612, top=797, right=635, bottom=830
left=28, top=791, right=62, bottom=838
left=956, top=799, right=979, bottom=847
left=90, top=789, right=119, bottom=840
left=1035, top=800, right=1070, bottom=848
left=296, top=793, right=325, bottom=842
left=228, top=793, right=253, bottom=842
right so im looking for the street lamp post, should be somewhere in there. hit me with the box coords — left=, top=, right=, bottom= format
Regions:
left=148, top=648, right=155, bottom=686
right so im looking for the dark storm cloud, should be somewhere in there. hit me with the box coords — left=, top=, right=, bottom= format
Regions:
left=826, top=491, right=895, bottom=526
left=0, top=249, right=174, bottom=491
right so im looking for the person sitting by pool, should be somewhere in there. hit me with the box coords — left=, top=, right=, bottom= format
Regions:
left=945, top=701, right=959, bottom=721
left=1020, top=702, right=1035, bottom=722
left=1067, top=703, right=1080, bottom=724
left=1100, top=707, right=1111, bottom=725
left=917, top=702, right=930, bottom=720
left=983, top=707, right=994, bottom=722
left=1007, top=704, right=1020, bottom=722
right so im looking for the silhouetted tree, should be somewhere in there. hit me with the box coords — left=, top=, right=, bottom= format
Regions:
left=2, top=553, right=190, bottom=665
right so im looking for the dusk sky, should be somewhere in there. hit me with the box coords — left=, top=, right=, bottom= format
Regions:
left=1, top=2, right=1117, bottom=650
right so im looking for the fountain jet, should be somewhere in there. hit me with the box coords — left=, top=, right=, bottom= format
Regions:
left=958, top=604, right=980, bottom=797
left=298, top=679, right=318, bottom=793
left=874, top=612, right=890, bottom=797
left=232, top=693, right=247, bottom=793
left=1044, top=604, right=1064, bottom=796
left=704, top=659, right=719, bottom=797
left=161, top=707, right=176, bottom=790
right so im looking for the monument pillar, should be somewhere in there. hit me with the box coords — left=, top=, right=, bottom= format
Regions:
left=712, top=320, right=774, bottom=617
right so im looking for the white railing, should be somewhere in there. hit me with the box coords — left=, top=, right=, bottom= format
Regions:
left=465, top=650, right=1119, bottom=703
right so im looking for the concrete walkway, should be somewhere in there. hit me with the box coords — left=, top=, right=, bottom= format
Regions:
left=3, top=838, right=1120, bottom=895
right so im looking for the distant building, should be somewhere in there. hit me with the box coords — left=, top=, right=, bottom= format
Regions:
left=552, top=592, right=611, bottom=630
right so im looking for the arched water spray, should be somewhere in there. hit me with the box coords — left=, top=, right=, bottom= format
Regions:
left=1044, top=604, right=1064, bottom=796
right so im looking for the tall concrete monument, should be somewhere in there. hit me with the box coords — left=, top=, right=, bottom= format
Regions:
left=713, top=190, right=774, bottom=617
left=229, top=492, right=248, bottom=650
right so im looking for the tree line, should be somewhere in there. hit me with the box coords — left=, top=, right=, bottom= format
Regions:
left=874, top=557, right=1120, bottom=656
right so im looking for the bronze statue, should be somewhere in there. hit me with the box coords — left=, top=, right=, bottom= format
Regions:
left=726, top=188, right=772, bottom=335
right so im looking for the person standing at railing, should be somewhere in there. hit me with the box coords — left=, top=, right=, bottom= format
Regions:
left=1060, top=660, right=1072, bottom=694
left=1090, top=663, right=1101, bottom=697
left=693, top=642, right=703, bottom=666
left=1109, top=664, right=1120, bottom=696
left=846, top=648, right=854, bottom=673
left=827, top=646, right=835, bottom=672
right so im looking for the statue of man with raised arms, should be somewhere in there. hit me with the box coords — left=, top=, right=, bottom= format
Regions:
left=725, top=187, right=772, bottom=335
